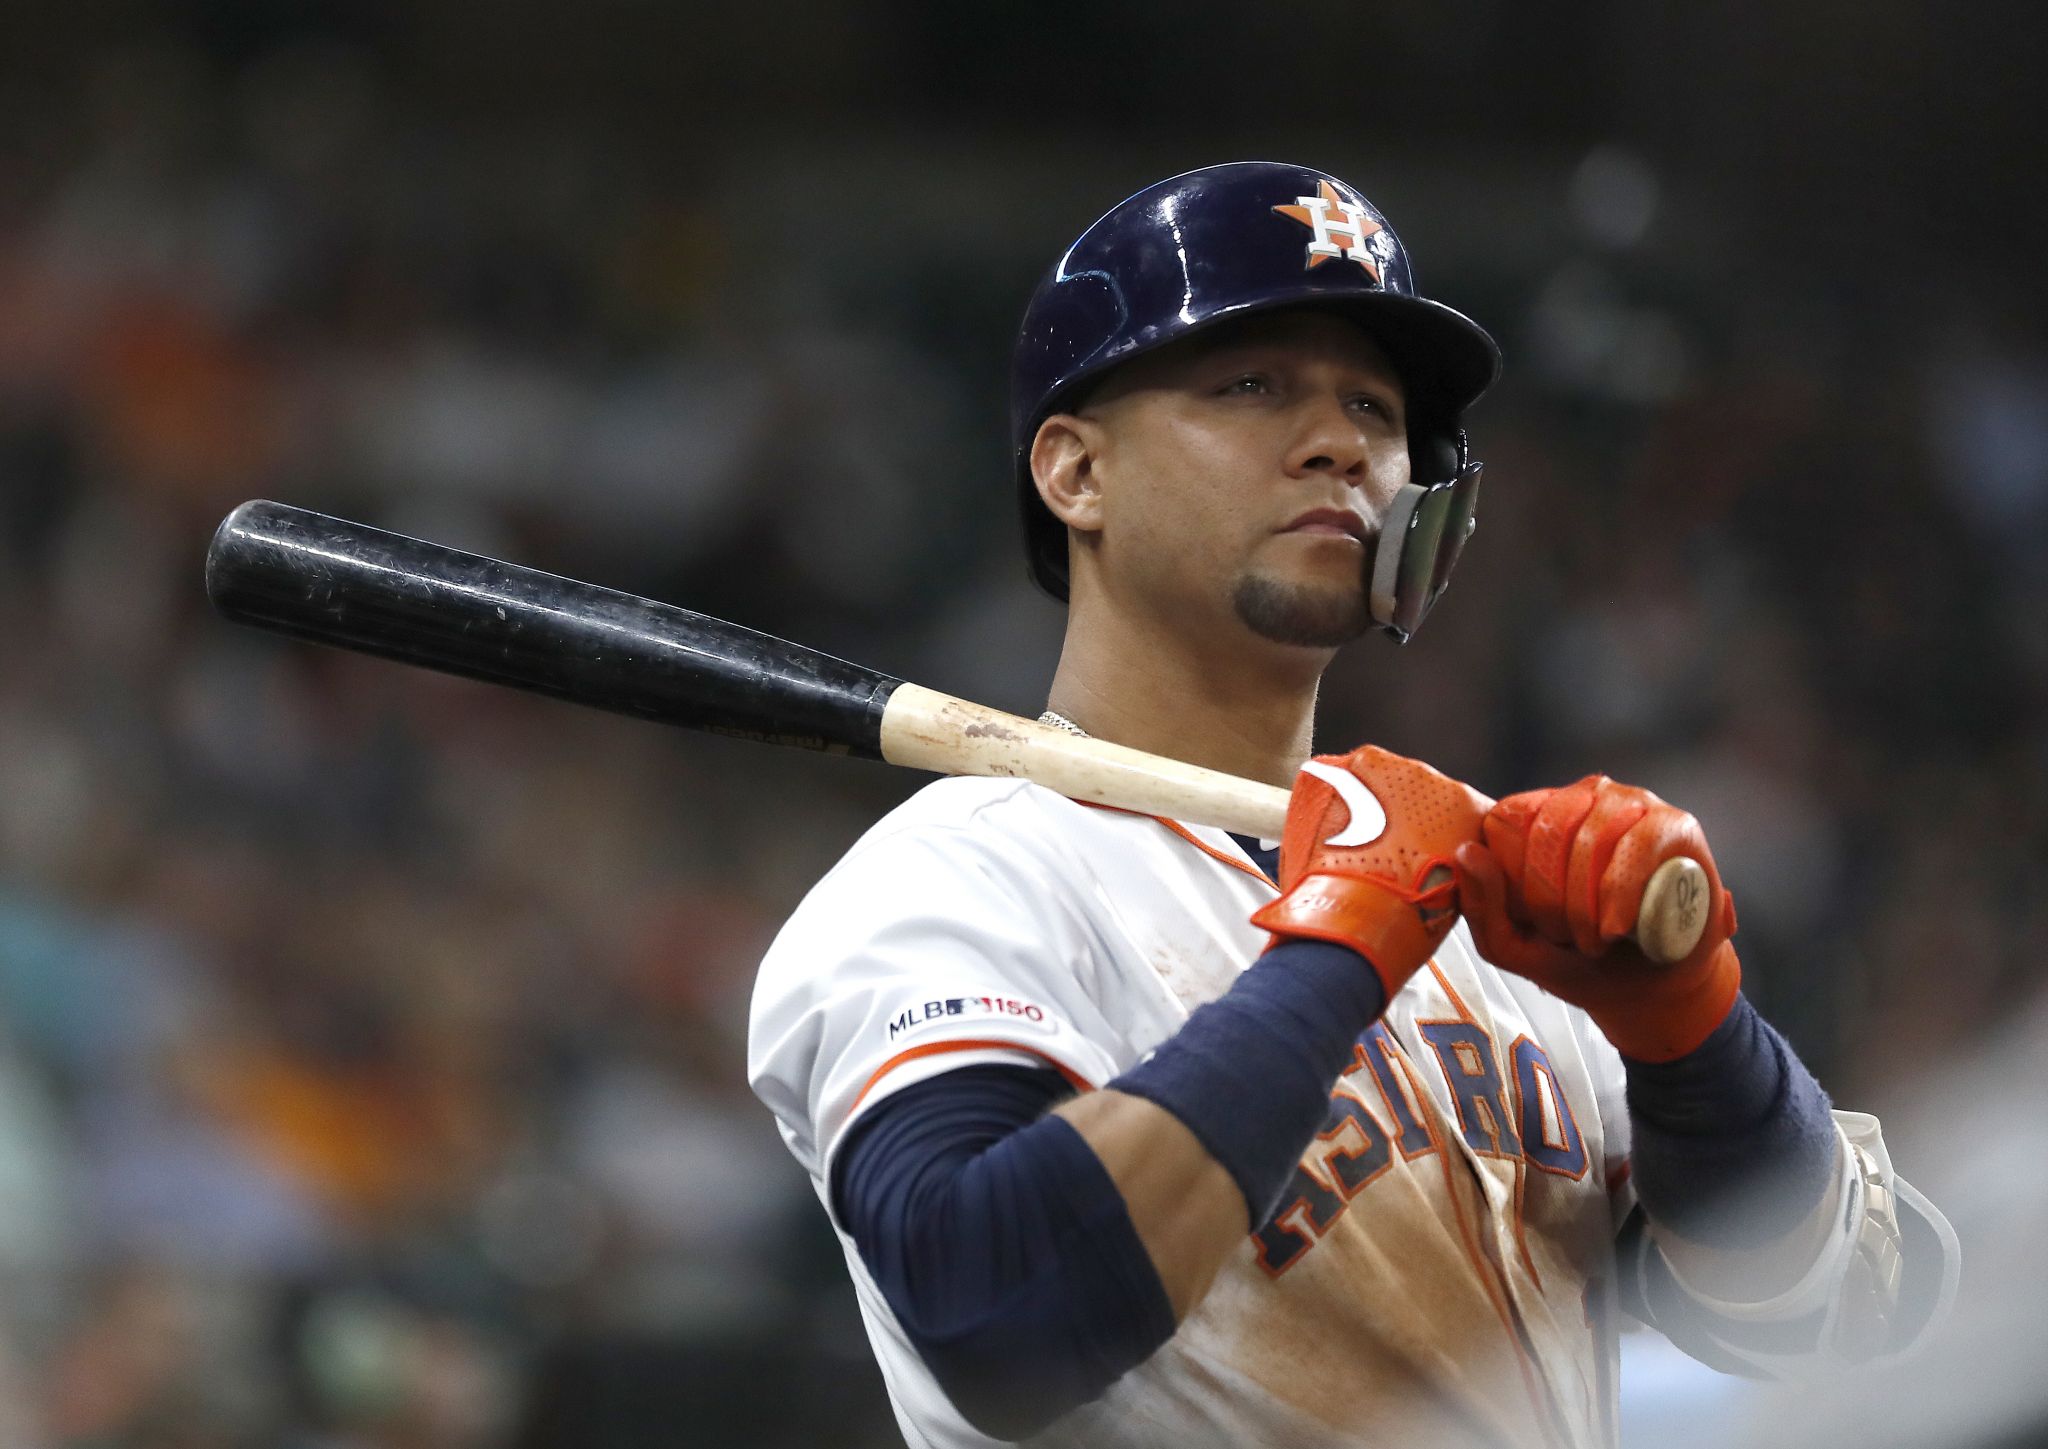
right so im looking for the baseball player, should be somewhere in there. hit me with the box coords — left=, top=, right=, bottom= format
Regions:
left=748, top=162, right=1958, bottom=1448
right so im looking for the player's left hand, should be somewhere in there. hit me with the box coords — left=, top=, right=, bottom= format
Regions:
left=1452, top=775, right=1742, bottom=1062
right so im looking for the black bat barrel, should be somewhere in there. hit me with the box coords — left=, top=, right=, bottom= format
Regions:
left=205, top=500, right=902, bottom=757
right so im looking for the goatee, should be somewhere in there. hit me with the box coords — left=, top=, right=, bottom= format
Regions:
left=1232, top=573, right=1372, bottom=648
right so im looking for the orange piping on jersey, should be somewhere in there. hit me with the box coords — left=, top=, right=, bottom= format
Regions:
left=1391, top=1047, right=1564, bottom=1446
left=1427, top=959, right=1479, bottom=1025
left=1073, top=801, right=1279, bottom=890
left=1502, top=1034, right=1548, bottom=1293
left=1482, top=1023, right=1540, bottom=1293
left=1511, top=1152, right=1544, bottom=1292
left=1426, top=965, right=1550, bottom=1289
left=1156, top=817, right=1281, bottom=889
left=851, top=1039, right=1094, bottom=1113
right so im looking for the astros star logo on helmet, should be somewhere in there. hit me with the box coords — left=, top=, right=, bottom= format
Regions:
left=1273, top=180, right=1387, bottom=280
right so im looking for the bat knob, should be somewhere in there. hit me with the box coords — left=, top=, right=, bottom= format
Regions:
left=1637, top=857, right=1710, bottom=965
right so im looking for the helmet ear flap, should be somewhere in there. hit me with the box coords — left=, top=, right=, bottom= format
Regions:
left=1370, top=431, right=1481, bottom=643
left=1408, top=421, right=1462, bottom=487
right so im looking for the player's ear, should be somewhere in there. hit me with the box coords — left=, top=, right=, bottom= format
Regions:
left=1031, top=414, right=1105, bottom=537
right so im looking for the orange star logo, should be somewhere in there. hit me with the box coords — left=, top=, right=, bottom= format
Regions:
left=1273, top=180, right=1385, bottom=280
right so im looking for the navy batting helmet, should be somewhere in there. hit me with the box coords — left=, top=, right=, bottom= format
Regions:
left=1011, top=161, right=1501, bottom=631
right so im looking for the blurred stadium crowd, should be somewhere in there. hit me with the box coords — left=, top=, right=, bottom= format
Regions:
left=0, top=12, right=2042, bottom=1449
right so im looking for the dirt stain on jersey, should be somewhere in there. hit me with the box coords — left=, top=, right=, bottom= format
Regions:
left=1147, top=939, right=1241, bottom=1013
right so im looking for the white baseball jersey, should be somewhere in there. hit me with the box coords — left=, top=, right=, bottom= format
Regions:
left=749, top=775, right=1933, bottom=1449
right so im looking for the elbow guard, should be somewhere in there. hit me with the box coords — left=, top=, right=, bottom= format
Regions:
left=1620, top=1112, right=1960, bottom=1378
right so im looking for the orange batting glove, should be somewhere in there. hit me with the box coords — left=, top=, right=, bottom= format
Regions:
left=1452, top=775, right=1742, bottom=1062
left=1251, top=745, right=1489, bottom=999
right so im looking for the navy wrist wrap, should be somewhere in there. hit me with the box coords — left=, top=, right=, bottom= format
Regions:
left=1111, top=938, right=1388, bottom=1227
left=1623, top=992, right=1839, bottom=1248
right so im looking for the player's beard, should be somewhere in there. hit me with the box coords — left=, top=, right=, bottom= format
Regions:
left=1231, top=571, right=1373, bottom=648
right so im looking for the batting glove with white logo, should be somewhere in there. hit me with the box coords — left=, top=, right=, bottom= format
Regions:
left=1452, top=776, right=1742, bottom=1062
left=1250, top=745, right=1489, bottom=998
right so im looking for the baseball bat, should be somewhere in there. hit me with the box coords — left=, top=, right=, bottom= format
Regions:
left=203, top=501, right=1709, bottom=963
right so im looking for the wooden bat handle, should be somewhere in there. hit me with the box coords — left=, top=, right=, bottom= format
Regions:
left=879, top=683, right=1710, bottom=965
left=879, top=683, right=1290, bottom=834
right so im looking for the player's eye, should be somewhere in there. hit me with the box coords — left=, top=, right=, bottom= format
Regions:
left=1220, top=373, right=1271, bottom=396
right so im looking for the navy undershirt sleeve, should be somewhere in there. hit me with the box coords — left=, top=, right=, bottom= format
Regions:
left=1622, top=992, right=1839, bottom=1249
left=831, top=1063, right=1174, bottom=1439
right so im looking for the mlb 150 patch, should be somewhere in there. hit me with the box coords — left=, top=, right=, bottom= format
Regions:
left=886, top=996, right=1059, bottom=1042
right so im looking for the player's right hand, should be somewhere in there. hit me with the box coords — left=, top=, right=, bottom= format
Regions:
left=1250, top=745, right=1488, bottom=997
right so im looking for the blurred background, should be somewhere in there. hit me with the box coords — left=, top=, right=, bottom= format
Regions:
left=0, top=2, right=2040, bottom=1445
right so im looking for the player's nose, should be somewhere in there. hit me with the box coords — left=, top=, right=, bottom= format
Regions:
left=1281, top=392, right=1372, bottom=487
